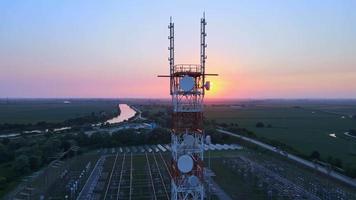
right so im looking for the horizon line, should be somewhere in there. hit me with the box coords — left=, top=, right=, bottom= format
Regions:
left=1, top=97, right=356, bottom=100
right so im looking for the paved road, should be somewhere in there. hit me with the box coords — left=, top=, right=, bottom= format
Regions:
left=131, top=106, right=146, bottom=120
left=217, top=129, right=356, bottom=188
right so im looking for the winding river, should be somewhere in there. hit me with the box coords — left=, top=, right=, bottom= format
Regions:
left=106, top=104, right=136, bottom=124
left=0, top=104, right=137, bottom=138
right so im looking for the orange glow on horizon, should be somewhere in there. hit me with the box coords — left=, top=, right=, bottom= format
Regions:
left=205, top=76, right=230, bottom=98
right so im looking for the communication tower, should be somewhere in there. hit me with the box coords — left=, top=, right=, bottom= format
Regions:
left=159, top=14, right=217, bottom=200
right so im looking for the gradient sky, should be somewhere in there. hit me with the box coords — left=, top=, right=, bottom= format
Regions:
left=1, top=0, right=356, bottom=99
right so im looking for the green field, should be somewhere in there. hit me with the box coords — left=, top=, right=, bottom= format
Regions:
left=205, top=103, right=356, bottom=169
left=0, top=99, right=119, bottom=124
left=209, top=149, right=356, bottom=199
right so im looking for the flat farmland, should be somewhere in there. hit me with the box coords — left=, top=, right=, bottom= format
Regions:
left=210, top=150, right=356, bottom=199
left=0, top=99, right=118, bottom=124
left=205, top=104, right=356, bottom=168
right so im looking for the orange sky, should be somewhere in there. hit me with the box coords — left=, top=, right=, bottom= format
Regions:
left=1, top=1, right=356, bottom=98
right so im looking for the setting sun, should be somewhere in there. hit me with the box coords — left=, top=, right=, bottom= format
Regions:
left=205, top=75, right=230, bottom=99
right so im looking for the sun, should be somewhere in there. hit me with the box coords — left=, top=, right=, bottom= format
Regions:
left=205, top=76, right=223, bottom=98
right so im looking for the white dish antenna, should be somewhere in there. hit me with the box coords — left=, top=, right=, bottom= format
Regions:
left=184, top=134, right=195, bottom=146
left=180, top=75, right=195, bottom=92
left=188, top=175, right=200, bottom=187
left=205, top=135, right=211, bottom=145
left=177, top=154, right=194, bottom=173
left=204, top=81, right=211, bottom=90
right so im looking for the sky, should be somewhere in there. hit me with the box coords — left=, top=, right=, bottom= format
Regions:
left=0, top=0, right=356, bottom=99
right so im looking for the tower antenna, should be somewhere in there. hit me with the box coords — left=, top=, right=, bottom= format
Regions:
left=158, top=14, right=218, bottom=200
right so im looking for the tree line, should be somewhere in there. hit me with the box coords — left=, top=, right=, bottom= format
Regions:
left=0, top=127, right=169, bottom=193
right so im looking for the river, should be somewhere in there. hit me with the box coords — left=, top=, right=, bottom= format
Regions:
left=106, top=104, right=136, bottom=124
left=0, top=104, right=137, bottom=138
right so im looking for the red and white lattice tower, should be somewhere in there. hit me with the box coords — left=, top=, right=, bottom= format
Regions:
left=159, top=14, right=217, bottom=200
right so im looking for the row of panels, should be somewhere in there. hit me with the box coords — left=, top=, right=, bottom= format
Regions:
left=97, top=143, right=243, bottom=155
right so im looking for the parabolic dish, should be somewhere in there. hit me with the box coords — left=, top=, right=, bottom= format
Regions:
left=180, top=75, right=195, bottom=92
left=205, top=135, right=211, bottom=144
left=184, top=135, right=195, bottom=146
left=188, top=175, right=200, bottom=187
left=177, top=154, right=194, bottom=173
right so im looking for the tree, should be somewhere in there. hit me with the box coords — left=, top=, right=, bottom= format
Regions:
left=220, top=123, right=228, bottom=128
left=8, top=137, right=27, bottom=151
left=29, top=155, right=41, bottom=170
left=13, top=155, right=30, bottom=175
left=61, top=140, right=72, bottom=152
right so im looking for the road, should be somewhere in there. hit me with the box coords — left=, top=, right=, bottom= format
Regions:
left=130, top=106, right=146, bottom=120
left=217, top=129, right=356, bottom=188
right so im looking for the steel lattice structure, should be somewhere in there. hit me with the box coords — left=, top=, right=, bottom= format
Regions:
left=159, top=14, right=217, bottom=200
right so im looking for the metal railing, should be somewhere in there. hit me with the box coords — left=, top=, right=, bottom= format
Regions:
left=173, top=64, right=202, bottom=73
